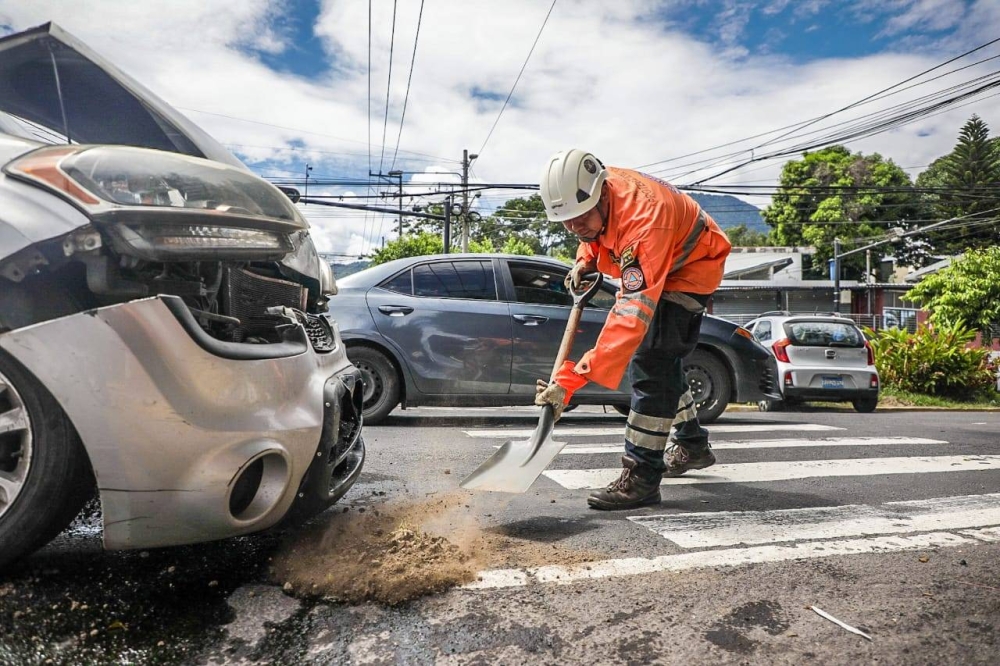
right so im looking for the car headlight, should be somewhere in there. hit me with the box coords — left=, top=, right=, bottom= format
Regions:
left=317, top=258, right=338, bottom=296
left=3, top=146, right=309, bottom=231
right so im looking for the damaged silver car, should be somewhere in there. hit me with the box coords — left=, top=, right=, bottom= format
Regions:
left=0, top=23, right=365, bottom=567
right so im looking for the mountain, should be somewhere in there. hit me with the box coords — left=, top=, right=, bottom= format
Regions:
left=688, top=193, right=768, bottom=234
left=330, top=260, right=371, bottom=277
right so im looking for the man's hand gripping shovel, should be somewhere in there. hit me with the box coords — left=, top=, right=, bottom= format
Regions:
left=460, top=273, right=604, bottom=493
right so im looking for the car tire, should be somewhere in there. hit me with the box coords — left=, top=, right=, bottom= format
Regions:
left=852, top=397, right=878, bottom=413
left=612, top=404, right=630, bottom=417
left=0, top=350, right=94, bottom=570
left=684, top=349, right=732, bottom=424
left=348, top=346, right=401, bottom=425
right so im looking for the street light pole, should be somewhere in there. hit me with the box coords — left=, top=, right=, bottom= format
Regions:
left=303, top=163, right=312, bottom=203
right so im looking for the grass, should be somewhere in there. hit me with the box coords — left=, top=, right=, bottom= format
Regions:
left=879, top=386, right=1000, bottom=409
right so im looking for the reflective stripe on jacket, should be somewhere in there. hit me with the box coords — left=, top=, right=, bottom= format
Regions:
left=573, top=168, right=731, bottom=390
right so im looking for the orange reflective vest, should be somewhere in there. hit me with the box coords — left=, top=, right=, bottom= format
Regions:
left=573, top=168, right=731, bottom=390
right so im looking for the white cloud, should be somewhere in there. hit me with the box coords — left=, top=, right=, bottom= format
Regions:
left=1, top=0, right=998, bottom=255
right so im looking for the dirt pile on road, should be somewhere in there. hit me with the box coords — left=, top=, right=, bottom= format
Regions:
left=271, top=494, right=479, bottom=605
left=271, top=492, right=599, bottom=605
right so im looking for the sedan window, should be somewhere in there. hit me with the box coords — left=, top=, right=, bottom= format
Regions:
left=509, top=262, right=616, bottom=309
left=413, top=261, right=497, bottom=301
left=380, top=270, right=413, bottom=295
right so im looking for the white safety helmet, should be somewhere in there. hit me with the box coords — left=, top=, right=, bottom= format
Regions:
left=539, top=149, right=607, bottom=222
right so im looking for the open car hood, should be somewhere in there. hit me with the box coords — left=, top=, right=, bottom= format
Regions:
left=0, top=22, right=246, bottom=170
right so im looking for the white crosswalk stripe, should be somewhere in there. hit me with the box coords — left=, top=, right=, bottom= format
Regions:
left=555, top=436, right=947, bottom=454
left=543, top=455, right=1000, bottom=490
left=461, top=418, right=1000, bottom=589
left=629, top=493, right=1000, bottom=548
left=463, top=423, right=843, bottom=438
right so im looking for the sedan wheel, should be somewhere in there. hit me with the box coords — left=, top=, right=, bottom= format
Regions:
left=0, top=351, right=94, bottom=570
left=347, top=346, right=401, bottom=425
left=683, top=349, right=732, bottom=424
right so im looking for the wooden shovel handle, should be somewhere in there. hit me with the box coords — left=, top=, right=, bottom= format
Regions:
left=549, top=304, right=584, bottom=382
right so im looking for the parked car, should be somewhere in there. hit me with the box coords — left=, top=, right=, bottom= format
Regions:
left=745, top=311, right=879, bottom=412
left=332, top=253, right=780, bottom=424
left=0, top=23, right=365, bottom=568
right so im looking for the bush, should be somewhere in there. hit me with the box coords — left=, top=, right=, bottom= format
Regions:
left=867, top=320, right=996, bottom=400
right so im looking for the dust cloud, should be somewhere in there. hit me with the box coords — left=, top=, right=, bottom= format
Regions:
left=271, top=492, right=597, bottom=606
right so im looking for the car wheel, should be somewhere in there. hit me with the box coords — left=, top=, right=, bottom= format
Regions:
left=758, top=399, right=784, bottom=412
left=852, top=397, right=878, bottom=413
left=612, top=404, right=630, bottom=417
left=348, top=346, right=401, bottom=425
left=0, top=350, right=94, bottom=570
left=684, top=349, right=732, bottom=424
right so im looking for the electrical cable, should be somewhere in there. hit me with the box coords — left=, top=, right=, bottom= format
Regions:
left=476, top=0, right=558, bottom=159
left=391, top=0, right=425, bottom=171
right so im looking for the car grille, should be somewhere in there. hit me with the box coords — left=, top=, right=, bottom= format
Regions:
left=222, top=268, right=306, bottom=342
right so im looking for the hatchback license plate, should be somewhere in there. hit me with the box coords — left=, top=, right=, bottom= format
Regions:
left=821, top=375, right=844, bottom=389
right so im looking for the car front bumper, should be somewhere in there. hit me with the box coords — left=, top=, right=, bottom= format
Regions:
left=0, top=296, right=364, bottom=549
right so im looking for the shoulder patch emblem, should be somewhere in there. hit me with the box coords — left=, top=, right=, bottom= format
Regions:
left=619, top=245, right=636, bottom=267
left=622, top=266, right=645, bottom=292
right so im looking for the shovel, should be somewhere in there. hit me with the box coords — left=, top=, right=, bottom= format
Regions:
left=460, top=272, right=604, bottom=493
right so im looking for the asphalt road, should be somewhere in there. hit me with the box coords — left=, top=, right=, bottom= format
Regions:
left=1, top=406, right=998, bottom=664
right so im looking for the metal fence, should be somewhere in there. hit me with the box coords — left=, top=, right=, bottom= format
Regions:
left=716, top=310, right=920, bottom=333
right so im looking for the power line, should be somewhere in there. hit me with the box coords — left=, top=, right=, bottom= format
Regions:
left=476, top=0, right=558, bottom=159
left=391, top=0, right=425, bottom=171
left=372, top=0, right=400, bottom=253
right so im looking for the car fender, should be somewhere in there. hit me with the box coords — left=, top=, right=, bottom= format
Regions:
left=0, top=170, right=91, bottom=263
left=339, top=329, right=419, bottom=407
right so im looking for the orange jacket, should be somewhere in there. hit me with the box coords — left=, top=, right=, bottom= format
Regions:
left=573, top=168, right=731, bottom=390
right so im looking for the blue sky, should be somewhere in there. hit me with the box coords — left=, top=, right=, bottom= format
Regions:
left=1, top=0, right=996, bottom=256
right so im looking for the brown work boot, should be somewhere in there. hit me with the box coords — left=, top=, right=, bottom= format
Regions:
left=587, top=456, right=662, bottom=510
left=663, top=443, right=716, bottom=477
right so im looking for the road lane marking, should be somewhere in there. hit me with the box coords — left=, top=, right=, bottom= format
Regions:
left=464, top=423, right=843, bottom=438
left=542, top=455, right=1000, bottom=489
left=630, top=493, right=1000, bottom=548
left=555, top=437, right=947, bottom=454
left=960, top=526, right=1000, bottom=542
left=463, top=532, right=974, bottom=590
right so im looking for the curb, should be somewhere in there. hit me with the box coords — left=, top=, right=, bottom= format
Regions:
left=726, top=403, right=1000, bottom=413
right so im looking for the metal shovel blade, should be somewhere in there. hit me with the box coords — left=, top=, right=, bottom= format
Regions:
left=459, top=405, right=565, bottom=493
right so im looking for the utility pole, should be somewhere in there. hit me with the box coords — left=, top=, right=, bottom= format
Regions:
left=388, top=170, right=403, bottom=237
left=833, top=237, right=841, bottom=313
left=443, top=195, right=453, bottom=254
left=460, top=149, right=478, bottom=252
left=830, top=215, right=958, bottom=315
left=303, top=164, right=312, bottom=203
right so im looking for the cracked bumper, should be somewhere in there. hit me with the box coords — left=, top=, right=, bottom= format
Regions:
left=0, top=296, right=365, bottom=549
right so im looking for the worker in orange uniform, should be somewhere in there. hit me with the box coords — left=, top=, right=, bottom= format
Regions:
left=535, top=149, right=732, bottom=510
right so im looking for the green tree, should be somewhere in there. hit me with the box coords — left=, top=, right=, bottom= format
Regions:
left=762, top=146, right=921, bottom=278
left=368, top=232, right=443, bottom=266
left=915, top=115, right=1000, bottom=254
left=723, top=224, right=771, bottom=246
left=477, top=194, right=576, bottom=256
left=904, top=246, right=1000, bottom=339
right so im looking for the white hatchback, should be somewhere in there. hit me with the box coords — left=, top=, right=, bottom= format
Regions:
left=745, top=312, right=879, bottom=413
